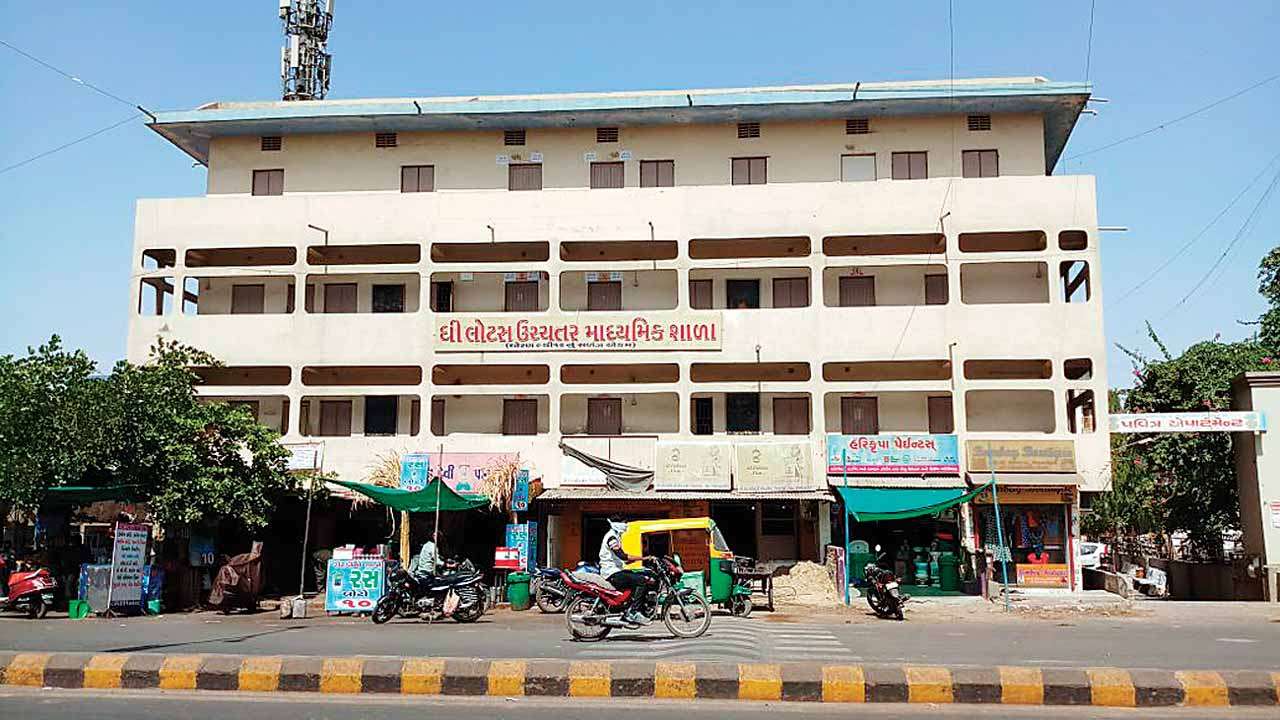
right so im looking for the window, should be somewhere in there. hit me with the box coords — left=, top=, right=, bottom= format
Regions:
left=925, top=274, right=949, bottom=305
left=596, top=127, right=619, bottom=143
left=372, top=284, right=406, bottom=313
left=318, top=400, right=353, bottom=437
left=503, top=398, right=538, bottom=435
left=772, top=397, right=810, bottom=435
left=589, top=161, right=624, bottom=189
left=737, top=122, right=761, bottom=139
left=364, top=396, right=398, bottom=436
left=689, top=279, right=712, bottom=310
left=1061, top=261, right=1091, bottom=303
left=693, top=397, right=713, bottom=435
left=839, top=276, right=876, bottom=307
left=323, top=283, right=357, bottom=313
left=260, top=136, right=282, bottom=151
left=504, top=280, right=540, bottom=311
left=430, top=281, right=453, bottom=312
left=304, top=284, right=316, bottom=313
left=401, top=165, right=434, bottom=193
left=967, top=114, right=992, bottom=131
left=726, top=392, right=760, bottom=432
left=761, top=502, right=796, bottom=536
left=1059, top=230, right=1088, bottom=251
left=845, top=117, right=870, bottom=135
left=508, top=163, right=542, bottom=191
left=841, top=396, right=879, bottom=435
left=504, top=129, right=526, bottom=146
left=840, top=154, right=876, bottom=182
left=731, top=157, right=767, bottom=185
left=251, top=169, right=284, bottom=196
left=587, top=397, right=622, bottom=435
left=587, top=280, right=622, bottom=311
left=375, top=132, right=398, bottom=148
left=928, top=396, right=954, bottom=434
left=962, top=150, right=999, bottom=178
left=431, top=398, right=446, bottom=435
left=640, top=160, right=674, bottom=188
left=1064, top=358, right=1094, bottom=380
left=230, top=284, right=265, bottom=314
left=891, top=152, right=927, bottom=180
left=726, top=279, right=760, bottom=309
left=410, top=398, right=421, bottom=436
left=299, top=400, right=310, bottom=435
left=772, top=277, right=809, bottom=308
left=1067, top=389, right=1096, bottom=434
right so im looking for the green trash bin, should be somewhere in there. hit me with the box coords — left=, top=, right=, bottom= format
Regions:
left=938, top=554, right=960, bottom=592
left=67, top=599, right=90, bottom=619
left=506, top=572, right=532, bottom=611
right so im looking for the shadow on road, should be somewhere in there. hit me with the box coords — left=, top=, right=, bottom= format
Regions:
left=105, top=626, right=307, bottom=653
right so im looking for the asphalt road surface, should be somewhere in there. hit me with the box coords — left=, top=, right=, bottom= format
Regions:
left=1, top=606, right=1278, bottom=669
left=1, top=688, right=1274, bottom=720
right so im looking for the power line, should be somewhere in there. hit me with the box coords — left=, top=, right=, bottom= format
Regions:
left=0, top=38, right=145, bottom=112
left=1084, top=0, right=1097, bottom=79
left=1066, top=72, right=1280, bottom=160
left=1116, top=149, right=1280, bottom=302
left=0, top=115, right=137, bottom=176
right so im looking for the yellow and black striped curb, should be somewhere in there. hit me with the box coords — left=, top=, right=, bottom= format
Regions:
left=1, top=652, right=1277, bottom=707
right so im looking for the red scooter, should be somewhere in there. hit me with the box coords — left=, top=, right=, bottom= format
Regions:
left=0, top=561, right=57, bottom=619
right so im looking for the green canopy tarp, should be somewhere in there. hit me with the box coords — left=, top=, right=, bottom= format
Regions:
left=837, top=480, right=992, bottom=522
left=41, top=485, right=141, bottom=506
left=329, top=478, right=488, bottom=513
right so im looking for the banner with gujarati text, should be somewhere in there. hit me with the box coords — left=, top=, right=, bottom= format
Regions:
left=434, top=312, right=722, bottom=352
left=826, top=434, right=960, bottom=475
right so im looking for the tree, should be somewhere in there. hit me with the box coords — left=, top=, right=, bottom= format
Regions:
left=1256, top=247, right=1280, bottom=349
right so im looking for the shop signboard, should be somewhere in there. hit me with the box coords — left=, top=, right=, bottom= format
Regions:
left=494, top=546, right=522, bottom=570
left=284, top=443, right=324, bottom=471
left=324, top=558, right=386, bottom=612
left=1109, top=411, right=1266, bottom=433
left=1270, top=501, right=1280, bottom=529
left=1016, top=563, right=1070, bottom=588
left=511, top=469, right=530, bottom=512
left=108, top=523, right=149, bottom=611
left=432, top=452, right=518, bottom=495
left=434, top=312, right=723, bottom=352
left=734, top=441, right=818, bottom=491
left=561, top=454, right=608, bottom=486
left=654, top=441, right=732, bottom=491
left=505, top=524, right=530, bottom=571
left=825, top=434, right=960, bottom=475
left=399, top=452, right=432, bottom=492
left=966, top=440, right=1077, bottom=473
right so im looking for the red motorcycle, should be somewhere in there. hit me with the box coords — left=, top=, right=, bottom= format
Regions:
left=0, top=562, right=57, bottom=619
left=561, top=556, right=712, bottom=641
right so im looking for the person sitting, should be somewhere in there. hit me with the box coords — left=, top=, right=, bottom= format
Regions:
left=598, top=516, right=650, bottom=627
left=410, top=534, right=441, bottom=582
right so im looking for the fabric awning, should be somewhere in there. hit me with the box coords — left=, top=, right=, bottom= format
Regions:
left=538, top=487, right=835, bottom=502
left=329, top=478, right=489, bottom=512
left=41, top=485, right=141, bottom=506
left=837, top=480, right=992, bottom=522
left=965, top=473, right=1081, bottom=486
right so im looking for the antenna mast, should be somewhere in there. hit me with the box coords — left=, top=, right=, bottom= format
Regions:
left=279, top=0, right=334, bottom=101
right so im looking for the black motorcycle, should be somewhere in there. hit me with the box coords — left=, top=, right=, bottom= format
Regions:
left=371, top=558, right=486, bottom=624
left=863, top=545, right=908, bottom=621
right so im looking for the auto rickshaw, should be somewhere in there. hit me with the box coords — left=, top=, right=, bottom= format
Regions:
left=619, top=517, right=755, bottom=617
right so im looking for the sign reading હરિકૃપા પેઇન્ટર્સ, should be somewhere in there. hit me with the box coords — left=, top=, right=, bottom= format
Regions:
left=433, top=312, right=723, bottom=352
left=1108, top=411, right=1267, bottom=433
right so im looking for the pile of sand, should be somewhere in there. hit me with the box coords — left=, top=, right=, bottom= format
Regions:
left=771, top=561, right=840, bottom=606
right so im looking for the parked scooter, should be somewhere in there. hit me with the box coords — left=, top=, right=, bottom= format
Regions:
left=0, top=556, right=57, bottom=619
left=533, top=561, right=599, bottom=614
left=863, top=544, right=908, bottom=621
left=562, top=555, right=711, bottom=641
left=372, top=557, right=486, bottom=624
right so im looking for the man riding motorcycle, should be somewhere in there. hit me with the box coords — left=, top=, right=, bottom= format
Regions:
left=598, top=517, right=652, bottom=627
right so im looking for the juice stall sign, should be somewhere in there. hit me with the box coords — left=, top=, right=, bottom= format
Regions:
left=324, top=558, right=386, bottom=612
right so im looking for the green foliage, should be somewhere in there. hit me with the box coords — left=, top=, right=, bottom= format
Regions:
left=1258, top=248, right=1280, bottom=349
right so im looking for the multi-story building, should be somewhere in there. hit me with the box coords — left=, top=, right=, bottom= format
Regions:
left=132, top=76, right=1106, bottom=591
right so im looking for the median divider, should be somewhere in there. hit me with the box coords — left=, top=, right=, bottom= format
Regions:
left=1, top=651, right=1276, bottom=707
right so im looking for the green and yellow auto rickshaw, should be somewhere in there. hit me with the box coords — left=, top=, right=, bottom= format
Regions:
left=619, top=517, right=755, bottom=617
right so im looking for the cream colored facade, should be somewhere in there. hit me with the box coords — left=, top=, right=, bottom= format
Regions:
left=130, top=78, right=1109, bottom=494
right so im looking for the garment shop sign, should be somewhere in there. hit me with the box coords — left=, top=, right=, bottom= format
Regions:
left=967, top=440, right=1077, bottom=473
left=655, top=441, right=732, bottom=491
left=434, top=312, right=723, bottom=352
left=825, top=434, right=960, bottom=475
left=1109, top=412, right=1266, bottom=433
left=735, top=441, right=819, bottom=492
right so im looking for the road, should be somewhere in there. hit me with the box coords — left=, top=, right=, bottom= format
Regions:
left=1, top=602, right=1278, bottom=669
left=0, top=688, right=1273, bottom=720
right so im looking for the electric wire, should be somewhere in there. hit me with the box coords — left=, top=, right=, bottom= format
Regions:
left=1084, top=0, right=1097, bottom=79
left=0, top=38, right=142, bottom=111
left=0, top=115, right=137, bottom=176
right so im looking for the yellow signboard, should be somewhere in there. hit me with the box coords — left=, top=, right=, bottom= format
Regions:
left=1016, top=563, right=1070, bottom=588
left=966, top=440, right=1076, bottom=473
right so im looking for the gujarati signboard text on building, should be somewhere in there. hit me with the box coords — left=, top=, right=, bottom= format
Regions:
left=654, top=441, right=732, bottom=490
left=825, top=434, right=960, bottom=475
left=734, top=441, right=818, bottom=491
left=1109, top=412, right=1266, bottom=433
left=966, top=440, right=1077, bottom=473
left=434, top=312, right=723, bottom=352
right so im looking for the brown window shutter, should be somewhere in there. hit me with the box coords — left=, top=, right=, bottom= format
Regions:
left=299, top=400, right=310, bottom=435
left=892, top=153, right=926, bottom=180
left=772, top=397, right=810, bottom=435
left=504, top=280, right=540, bottom=311
left=280, top=398, right=290, bottom=434
left=504, top=129, right=526, bottom=146
left=839, top=276, right=876, bottom=307
left=375, top=132, right=398, bottom=148
left=431, top=398, right=445, bottom=436
left=962, top=151, right=981, bottom=179
left=641, top=160, right=675, bottom=187
left=772, top=277, right=809, bottom=308
left=587, top=397, right=623, bottom=435
left=304, top=284, right=316, bottom=313
left=401, top=166, right=418, bottom=192
left=410, top=399, right=421, bottom=436
left=508, top=163, right=542, bottom=191
left=841, top=397, right=879, bottom=435
left=252, top=170, right=270, bottom=196
left=737, top=122, right=761, bottom=139
left=286, top=284, right=296, bottom=314
left=749, top=157, right=767, bottom=184
left=503, top=398, right=538, bottom=435
left=924, top=274, right=949, bottom=305
left=928, top=396, right=954, bottom=434
left=323, top=283, right=358, bottom=313
left=260, top=136, right=282, bottom=151
left=891, top=153, right=909, bottom=180
left=689, top=279, right=713, bottom=309
left=981, top=150, right=998, bottom=178
left=845, top=117, right=870, bottom=134
left=967, top=114, right=992, bottom=131
left=587, top=280, right=622, bottom=311
left=731, top=158, right=749, bottom=185
left=319, top=400, right=352, bottom=436
left=910, top=152, right=927, bottom=179
left=596, top=127, right=619, bottom=143
left=590, top=162, right=625, bottom=189
left=231, top=284, right=266, bottom=314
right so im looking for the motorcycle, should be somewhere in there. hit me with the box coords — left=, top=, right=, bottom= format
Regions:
left=371, top=557, right=486, bottom=624
left=533, top=561, right=599, bottom=614
left=863, top=545, right=908, bottom=621
left=0, top=564, right=57, bottom=619
left=562, top=555, right=711, bottom=641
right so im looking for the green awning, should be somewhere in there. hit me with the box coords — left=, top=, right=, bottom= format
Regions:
left=42, top=485, right=141, bottom=506
left=330, top=478, right=488, bottom=513
left=837, top=480, right=992, bottom=522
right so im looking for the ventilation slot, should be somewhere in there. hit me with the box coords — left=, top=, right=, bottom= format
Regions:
left=375, top=132, right=398, bottom=148
left=596, top=127, right=619, bottom=143
left=737, top=122, right=761, bottom=139
left=845, top=118, right=869, bottom=135
left=260, top=136, right=282, bottom=152
left=967, top=114, right=992, bottom=131
left=504, top=129, right=526, bottom=146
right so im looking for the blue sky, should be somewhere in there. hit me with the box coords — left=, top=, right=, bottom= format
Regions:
left=1, top=1, right=1277, bottom=385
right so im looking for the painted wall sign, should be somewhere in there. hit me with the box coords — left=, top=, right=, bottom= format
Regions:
left=1016, top=563, right=1070, bottom=588
left=654, top=441, right=732, bottom=491
left=825, top=434, right=960, bottom=475
left=434, top=312, right=723, bottom=352
left=734, top=441, right=818, bottom=492
left=561, top=454, right=607, bottom=486
left=398, top=452, right=518, bottom=495
left=1109, top=412, right=1266, bottom=433
left=966, top=440, right=1077, bottom=473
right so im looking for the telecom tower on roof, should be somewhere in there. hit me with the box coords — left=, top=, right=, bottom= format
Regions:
left=279, top=0, right=334, bottom=101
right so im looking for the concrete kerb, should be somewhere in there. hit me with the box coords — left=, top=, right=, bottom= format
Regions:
left=0, top=652, right=1276, bottom=707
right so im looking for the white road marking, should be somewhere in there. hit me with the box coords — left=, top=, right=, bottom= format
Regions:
left=1215, top=637, right=1257, bottom=644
